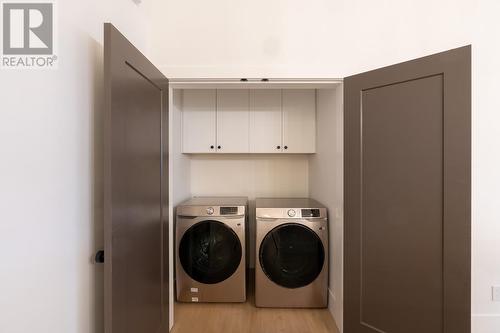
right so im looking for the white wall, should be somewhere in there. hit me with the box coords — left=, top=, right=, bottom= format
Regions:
left=0, top=1, right=496, bottom=332
left=309, top=87, right=344, bottom=330
left=169, top=88, right=191, bottom=328
left=151, top=0, right=500, bottom=332
left=189, top=154, right=310, bottom=267
left=0, top=1, right=153, bottom=333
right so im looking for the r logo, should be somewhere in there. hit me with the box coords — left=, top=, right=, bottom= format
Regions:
left=2, top=3, right=53, bottom=55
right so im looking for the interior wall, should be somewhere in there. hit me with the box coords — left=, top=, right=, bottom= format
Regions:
left=152, top=1, right=500, bottom=332
left=189, top=154, right=310, bottom=267
left=0, top=1, right=153, bottom=333
left=309, top=87, right=344, bottom=330
left=169, top=89, right=192, bottom=328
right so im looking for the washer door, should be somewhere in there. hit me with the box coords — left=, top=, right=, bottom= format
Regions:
left=259, top=223, right=325, bottom=289
left=179, top=220, right=242, bottom=284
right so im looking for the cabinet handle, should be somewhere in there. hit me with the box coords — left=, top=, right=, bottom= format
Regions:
left=210, top=145, right=214, bottom=149
left=217, top=145, right=221, bottom=149
left=276, top=146, right=281, bottom=149
left=284, top=146, right=288, bottom=150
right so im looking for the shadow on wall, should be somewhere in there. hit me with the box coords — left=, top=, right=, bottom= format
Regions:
left=90, top=35, right=105, bottom=333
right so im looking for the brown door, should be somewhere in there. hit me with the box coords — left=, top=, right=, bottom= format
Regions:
left=344, top=46, right=470, bottom=333
left=104, top=23, right=169, bottom=333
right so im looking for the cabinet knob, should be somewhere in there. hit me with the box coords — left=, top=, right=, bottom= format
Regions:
left=276, top=145, right=281, bottom=149
left=217, top=145, right=221, bottom=149
left=284, top=146, right=288, bottom=150
left=210, top=145, right=214, bottom=149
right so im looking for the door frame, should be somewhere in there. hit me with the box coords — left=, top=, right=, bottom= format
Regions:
left=344, top=46, right=471, bottom=333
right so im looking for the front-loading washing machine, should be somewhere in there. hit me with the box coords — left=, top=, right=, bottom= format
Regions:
left=255, top=198, right=328, bottom=308
left=176, top=197, right=247, bottom=302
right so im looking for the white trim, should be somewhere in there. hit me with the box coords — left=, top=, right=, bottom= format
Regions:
left=328, top=288, right=342, bottom=333
left=169, top=78, right=343, bottom=90
left=472, top=314, right=500, bottom=333
left=168, top=86, right=174, bottom=331
left=328, top=289, right=337, bottom=321
left=328, top=288, right=336, bottom=307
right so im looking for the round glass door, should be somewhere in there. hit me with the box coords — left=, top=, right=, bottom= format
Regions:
left=179, top=220, right=242, bottom=284
left=259, top=223, right=325, bottom=289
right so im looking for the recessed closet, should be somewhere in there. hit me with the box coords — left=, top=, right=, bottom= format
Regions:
left=168, top=80, right=343, bottom=333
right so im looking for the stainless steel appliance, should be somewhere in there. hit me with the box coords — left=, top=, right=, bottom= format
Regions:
left=176, top=197, right=247, bottom=302
left=255, top=198, right=328, bottom=308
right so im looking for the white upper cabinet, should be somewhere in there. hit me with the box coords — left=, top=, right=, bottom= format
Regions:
left=249, top=90, right=283, bottom=153
left=182, top=89, right=216, bottom=153
left=216, top=90, right=250, bottom=153
left=282, top=89, right=316, bottom=153
left=181, top=87, right=316, bottom=154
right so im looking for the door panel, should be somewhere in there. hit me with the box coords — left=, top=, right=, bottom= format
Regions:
left=282, top=89, right=316, bottom=153
left=104, top=23, right=169, bottom=333
left=216, top=89, right=250, bottom=153
left=182, top=89, right=216, bottom=153
left=344, top=46, right=470, bottom=333
left=249, top=89, right=283, bottom=153
left=361, top=75, right=444, bottom=333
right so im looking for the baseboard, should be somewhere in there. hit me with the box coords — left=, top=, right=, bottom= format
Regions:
left=328, top=288, right=342, bottom=332
left=472, top=314, right=500, bottom=333
left=328, top=288, right=336, bottom=314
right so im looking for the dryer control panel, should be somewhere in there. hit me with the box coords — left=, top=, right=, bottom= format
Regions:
left=256, top=207, right=327, bottom=219
left=220, top=206, right=239, bottom=215
left=255, top=198, right=327, bottom=219
left=301, top=209, right=321, bottom=218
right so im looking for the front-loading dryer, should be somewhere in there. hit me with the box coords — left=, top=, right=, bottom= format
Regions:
left=255, top=198, right=328, bottom=308
left=176, top=197, right=247, bottom=302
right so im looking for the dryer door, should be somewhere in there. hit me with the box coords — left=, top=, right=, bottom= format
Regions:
left=259, top=223, right=325, bottom=288
left=179, top=220, right=242, bottom=284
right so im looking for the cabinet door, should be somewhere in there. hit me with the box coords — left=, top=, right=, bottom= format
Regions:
left=249, top=90, right=282, bottom=153
left=216, top=89, right=250, bottom=153
left=182, top=89, right=216, bottom=153
left=282, top=89, right=316, bottom=153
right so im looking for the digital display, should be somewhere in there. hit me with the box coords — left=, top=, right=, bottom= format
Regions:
left=220, top=206, right=238, bottom=215
left=301, top=209, right=320, bottom=217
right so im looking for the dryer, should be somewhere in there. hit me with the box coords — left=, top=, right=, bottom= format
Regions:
left=255, top=198, right=328, bottom=308
left=176, top=197, right=247, bottom=302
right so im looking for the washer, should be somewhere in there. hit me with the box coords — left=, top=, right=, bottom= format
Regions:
left=255, top=198, right=328, bottom=308
left=176, top=197, right=247, bottom=302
